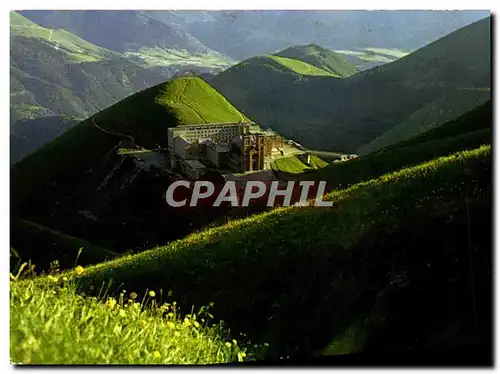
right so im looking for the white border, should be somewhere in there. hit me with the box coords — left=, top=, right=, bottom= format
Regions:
left=2, top=2, right=498, bottom=373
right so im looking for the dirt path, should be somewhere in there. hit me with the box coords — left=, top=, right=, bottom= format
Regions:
left=92, top=116, right=137, bottom=147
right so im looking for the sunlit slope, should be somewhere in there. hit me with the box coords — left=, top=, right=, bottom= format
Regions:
left=211, top=17, right=491, bottom=151
left=74, top=145, right=491, bottom=358
left=155, top=77, right=250, bottom=124
left=267, top=55, right=336, bottom=77
left=310, top=101, right=492, bottom=190
left=10, top=11, right=119, bottom=63
left=274, top=43, right=359, bottom=77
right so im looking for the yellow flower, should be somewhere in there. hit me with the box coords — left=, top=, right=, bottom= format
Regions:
left=149, top=290, right=156, bottom=297
left=167, top=321, right=175, bottom=329
left=74, top=266, right=84, bottom=276
left=152, top=351, right=161, bottom=359
left=130, top=292, right=138, bottom=300
left=225, top=342, right=232, bottom=348
left=62, top=276, right=68, bottom=282
left=47, top=275, right=59, bottom=283
left=106, top=298, right=117, bottom=310
left=119, top=309, right=126, bottom=317
left=232, top=339, right=237, bottom=345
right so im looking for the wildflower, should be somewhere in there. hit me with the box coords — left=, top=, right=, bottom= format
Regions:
left=62, top=276, right=68, bottom=282
left=167, top=321, right=175, bottom=329
left=106, top=298, right=117, bottom=310
left=74, top=266, right=84, bottom=276
left=232, top=339, right=238, bottom=345
left=152, top=351, right=161, bottom=359
left=130, top=292, right=138, bottom=300
left=119, top=309, right=127, bottom=317
left=225, top=342, right=232, bottom=348
left=149, top=290, right=156, bottom=297
left=47, top=275, right=59, bottom=283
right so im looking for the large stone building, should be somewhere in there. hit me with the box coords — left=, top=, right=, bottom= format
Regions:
left=168, top=122, right=285, bottom=178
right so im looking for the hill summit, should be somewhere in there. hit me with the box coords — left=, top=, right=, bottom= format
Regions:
left=274, top=43, right=359, bottom=77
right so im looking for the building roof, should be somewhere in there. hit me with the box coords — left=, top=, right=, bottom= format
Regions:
left=184, top=160, right=206, bottom=170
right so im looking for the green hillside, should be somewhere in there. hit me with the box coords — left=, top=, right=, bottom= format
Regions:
left=211, top=17, right=491, bottom=152
left=156, top=77, right=250, bottom=124
left=308, top=101, right=492, bottom=190
left=10, top=11, right=119, bottom=63
left=357, top=89, right=491, bottom=155
left=274, top=44, right=359, bottom=77
left=11, top=77, right=250, bottom=208
left=65, top=145, right=491, bottom=358
left=268, top=55, right=335, bottom=76
left=271, top=154, right=329, bottom=174
left=10, top=279, right=247, bottom=364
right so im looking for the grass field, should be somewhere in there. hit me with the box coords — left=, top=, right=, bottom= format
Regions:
left=156, top=77, right=250, bottom=124
left=10, top=278, right=251, bottom=364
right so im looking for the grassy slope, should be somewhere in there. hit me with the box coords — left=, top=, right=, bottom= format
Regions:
left=357, top=90, right=491, bottom=155
left=10, top=279, right=248, bottom=364
left=274, top=44, right=359, bottom=77
left=156, top=77, right=250, bottom=124
left=10, top=218, right=118, bottom=270
left=271, top=154, right=329, bottom=174
left=11, top=77, right=249, bottom=210
left=67, top=145, right=491, bottom=358
left=267, top=55, right=336, bottom=77
left=10, top=11, right=119, bottom=63
left=308, top=101, right=492, bottom=190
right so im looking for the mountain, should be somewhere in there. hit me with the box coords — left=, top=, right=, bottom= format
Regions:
left=274, top=44, right=359, bottom=77
left=357, top=89, right=491, bottom=155
left=10, top=11, right=238, bottom=164
left=11, top=77, right=251, bottom=253
left=18, top=10, right=212, bottom=53
left=183, top=10, right=489, bottom=60
left=10, top=12, right=171, bottom=163
left=210, top=17, right=491, bottom=152
left=18, top=10, right=235, bottom=71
